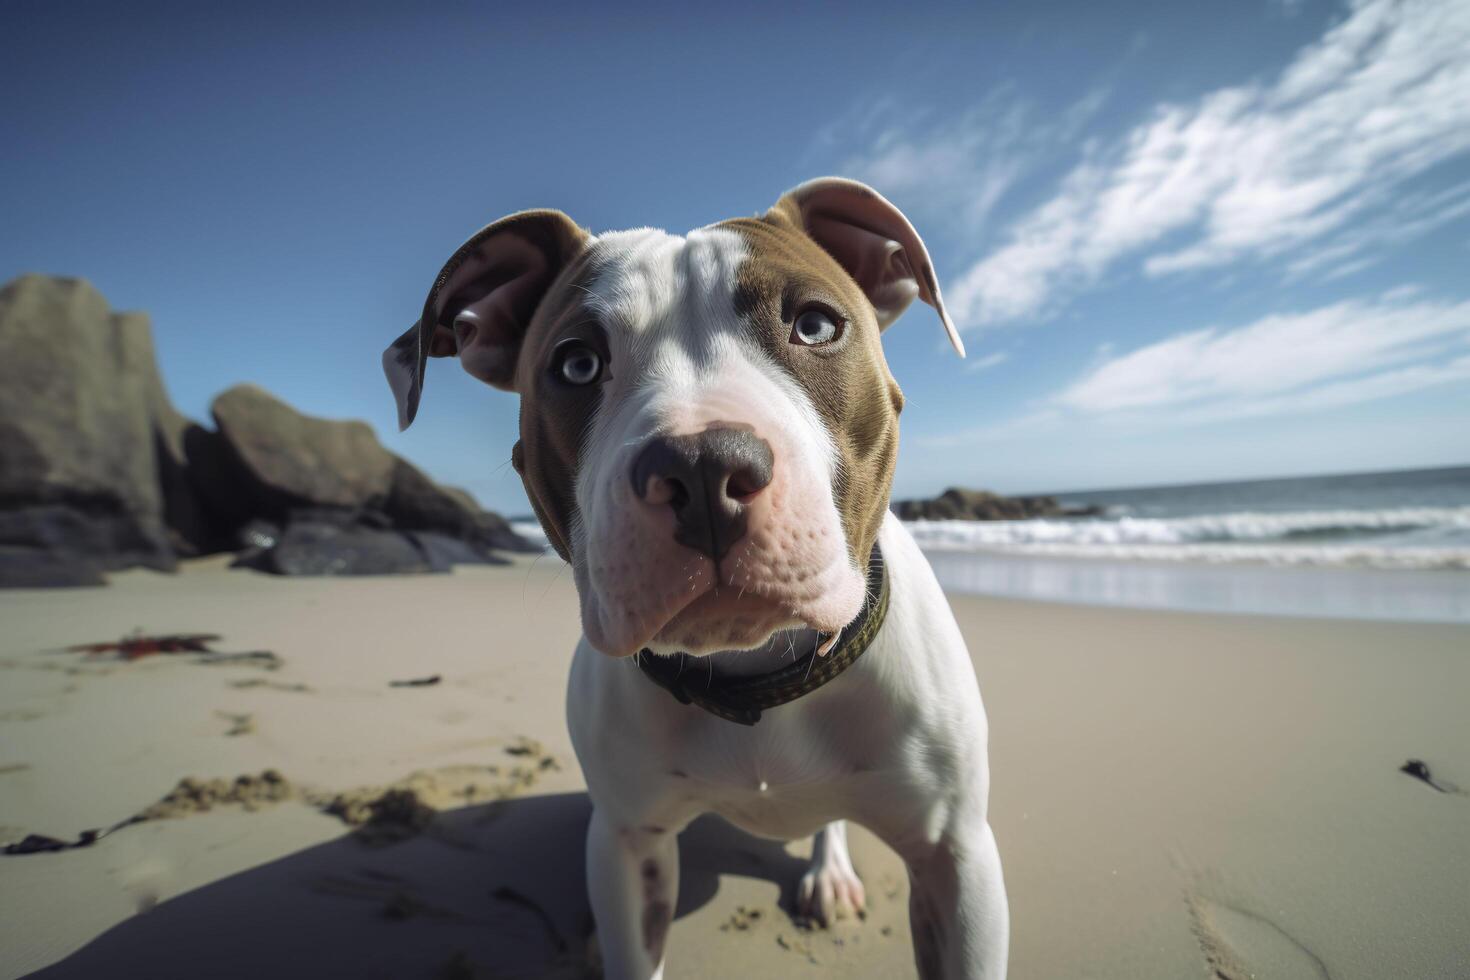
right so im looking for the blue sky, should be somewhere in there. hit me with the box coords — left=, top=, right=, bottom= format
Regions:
left=4, top=0, right=1468, bottom=514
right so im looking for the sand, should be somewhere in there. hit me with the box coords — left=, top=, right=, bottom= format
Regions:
left=1, top=556, right=1466, bottom=979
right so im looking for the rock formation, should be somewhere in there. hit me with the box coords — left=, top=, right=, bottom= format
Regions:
left=0, top=275, right=532, bottom=586
left=0, top=276, right=184, bottom=584
left=892, top=487, right=1101, bottom=522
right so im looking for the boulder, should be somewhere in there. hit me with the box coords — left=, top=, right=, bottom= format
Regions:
left=0, top=547, right=105, bottom=587
left=385, top=459, right=538, bottom=554
left=892, top=487, right=1101, bottom=522
left=410, top=532, right=512, bottom=572
left=232, top=519, right=432, bottom=577
left=230, top=511, right=511, bottom=578
left=440, top=486, right=536, bottom=553
left=205, top=384, right=397, bottom=520
left=0, top=276, right=200, bottom=581
left=189, top=388, right=537, bottom=575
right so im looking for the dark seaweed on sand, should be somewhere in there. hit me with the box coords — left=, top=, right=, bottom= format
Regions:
left=56, top=631, right=281, bottom=668
left=65, top=632, right=220, bottom=659
left=389, top=674, right=442, bottom=687
left=1399, top=759, right=1463, bottom=794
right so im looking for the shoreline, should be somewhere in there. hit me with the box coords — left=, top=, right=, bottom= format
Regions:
left=2, top=559, right=1466, bottom=979
left=925, top=548, right=1470, bottom=623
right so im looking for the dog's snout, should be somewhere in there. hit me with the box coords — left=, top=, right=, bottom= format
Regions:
left=630, top=428, right=774, bottom=561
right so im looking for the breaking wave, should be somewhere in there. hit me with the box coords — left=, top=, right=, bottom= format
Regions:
left=904, top=507, right=1470, bottom=570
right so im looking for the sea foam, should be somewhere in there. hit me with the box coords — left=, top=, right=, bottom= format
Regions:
left=903, top=507, right=1470, bottom=570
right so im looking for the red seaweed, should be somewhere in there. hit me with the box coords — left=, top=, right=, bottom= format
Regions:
left=65, top=632, right=222, bottom=661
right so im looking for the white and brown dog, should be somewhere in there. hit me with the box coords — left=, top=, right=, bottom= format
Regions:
left=384, top=178, right=1008, bottom=979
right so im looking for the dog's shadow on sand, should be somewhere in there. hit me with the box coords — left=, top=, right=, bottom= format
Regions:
left=29, top=792, right=808, bottom=979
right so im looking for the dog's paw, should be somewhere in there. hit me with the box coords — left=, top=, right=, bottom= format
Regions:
left=797, top=862, right=866, bottom=927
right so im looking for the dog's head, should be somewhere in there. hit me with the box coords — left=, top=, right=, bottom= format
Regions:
left=385, top=178, right=962, bottom=658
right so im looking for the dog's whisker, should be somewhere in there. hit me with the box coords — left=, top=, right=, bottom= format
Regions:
left=522, top=543, right=559, bottom=603
left=534, top=560, right=569, bottom=609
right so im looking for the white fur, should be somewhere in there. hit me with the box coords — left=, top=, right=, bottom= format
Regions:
left=571, top=517, right=1008, bottom=978
left=554, top=228, right=1008, bottom=978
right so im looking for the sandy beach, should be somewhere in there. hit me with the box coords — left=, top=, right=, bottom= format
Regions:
left=1, top=557, right=1466, bottom=979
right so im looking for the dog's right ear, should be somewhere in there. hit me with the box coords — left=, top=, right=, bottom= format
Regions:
left=383, top=210, right=589, bottom=430
left=768, top=177, right=964, bottom=357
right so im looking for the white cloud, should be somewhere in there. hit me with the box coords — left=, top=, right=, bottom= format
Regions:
left=1270, top=0, right=1311, bottom=16
left=963, top=350, right=1011, bottom=373
left=1055, top=291, right=1470, bottom=418
left=838, top=86, right=1109, bottom=232
left=1184, top=352, right=1470, bottom=421
left=1282, top=177, right=1470, bottom=280
left=948, top=0, right=1470, bottom=327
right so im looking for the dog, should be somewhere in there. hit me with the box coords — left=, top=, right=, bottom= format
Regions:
left=384, top=178, right=1008, bottom=979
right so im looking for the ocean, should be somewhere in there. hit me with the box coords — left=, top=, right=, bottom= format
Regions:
left=510, top=465, right=1470, bottom=623
left=910, top=465, right=1470, bottom=622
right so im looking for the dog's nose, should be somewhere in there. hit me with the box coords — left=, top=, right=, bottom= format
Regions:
left=630, top=428, right=774, bottom=561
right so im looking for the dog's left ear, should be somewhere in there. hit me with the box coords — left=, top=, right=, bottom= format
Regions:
left=769, top=177, right=964, bottom=357
left=383, top=210, right=590, bottom=430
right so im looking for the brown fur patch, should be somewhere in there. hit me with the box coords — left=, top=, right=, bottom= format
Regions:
left=509, top=245, right=609, bottom=561
left=720, top=212, right=903, bottom=568
left=642, top=899, right=672, bottom=961
left=640, top=856, right=671, bottom=962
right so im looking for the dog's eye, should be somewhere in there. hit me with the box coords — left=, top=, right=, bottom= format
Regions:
left=790, top=308, right=843, bottom=347
left=554, top=342, right=604, bottom=386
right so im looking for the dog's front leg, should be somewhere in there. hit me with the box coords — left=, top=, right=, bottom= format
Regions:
left=586, top=808, right=679, bottom=980
left=895, top=815, right=1009, bottom=979
left=798, top=820, right=867, bottom=925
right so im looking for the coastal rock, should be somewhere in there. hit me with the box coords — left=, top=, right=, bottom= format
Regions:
left=444, top=488, right=535, bottom=554
left=892, top=487, right=1101, bottom=522
left=0, top=276, right=197, bottom=582
left=232, top=520, right=432, bottom=576
left=207, top=384, right=397, bottom=517
left=0, top=275, right=531, bottom=585
left=0, top=546, right=105, bottom=587
left=202, top=390, right=534, bottom=573
left=385, top=459, right=537, bottom=554
left=411, top=532, right=512, bottom=571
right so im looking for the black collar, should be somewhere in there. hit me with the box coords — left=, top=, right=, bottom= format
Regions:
left=636, top=545, right=889, bottom=726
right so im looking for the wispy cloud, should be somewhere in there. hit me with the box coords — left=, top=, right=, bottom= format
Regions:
left=1283, top=177, right=1470, bottom=281
left=963, top=350, right=1011, bottom=373
left=924, top=288, right=1470, bottom=447
left=1270, top=0, right=1311, bottom=17
left=1055, top=291, right=1470, bottom=419
left=1192, top=353, right=1470, bottom=421
left=836, top=85, right=1110, bottom=233
left=947, top=0, right=1470, bottom=327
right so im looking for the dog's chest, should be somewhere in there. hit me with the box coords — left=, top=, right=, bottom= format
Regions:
left=658, top=710, right=886, bottom=840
